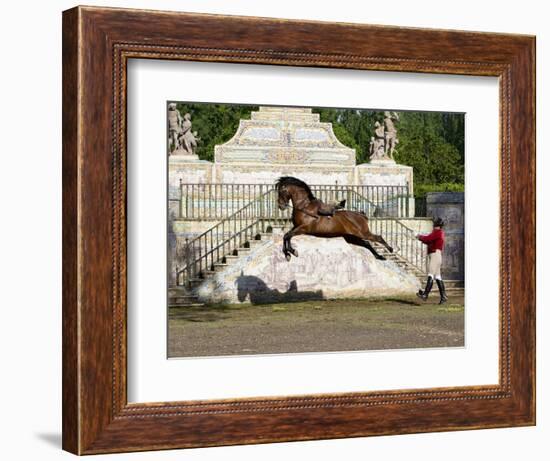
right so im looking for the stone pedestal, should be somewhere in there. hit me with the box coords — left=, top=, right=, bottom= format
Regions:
left=168, top=156, right=212, bottom=192
left=170, top=149, right=200, bottom=161
left=426, top=192, right=464, bottom=281
left=355, top=161, right=414, bottom=217
left=354, top=161, right=413, bottom=190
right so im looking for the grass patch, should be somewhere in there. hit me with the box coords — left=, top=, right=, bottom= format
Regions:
left=437, top=306, right=463, bottom=313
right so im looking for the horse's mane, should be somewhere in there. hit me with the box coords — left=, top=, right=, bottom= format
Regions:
left=275, top=176, right=315, bottom=200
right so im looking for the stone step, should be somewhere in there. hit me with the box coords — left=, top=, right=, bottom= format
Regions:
left=168, top=293, right=198, bottom=301
left=168, top=291, right=203, bottom=308
left=169, top=302, right=205, bottom=308
left=170, top=295, right=200, bottom=303
left=234, top=247, right=251, bottom=254
left=414, top=279, right=464, bottom=288
left=445, top=280, right=464, bottom=288
left=268, top=224, right=289, bottom=233
left=414, top=285, right=464, bottom=293
left=168, top=287, right=194, bottom=296
left=416, top=283, right=464, bottom=289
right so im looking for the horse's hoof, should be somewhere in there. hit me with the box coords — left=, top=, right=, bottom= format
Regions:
left=388, top=247, right=394, bottom=253
left=291, top=249, right=299, bottom=257
left=285, top=253, right=292, bottom=262
left=376, top=255, right=386, bottom=261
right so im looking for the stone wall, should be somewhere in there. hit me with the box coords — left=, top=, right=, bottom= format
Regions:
left=196, top=233, right=420, bottom=305
left=426, top=192, right=464, bottom=281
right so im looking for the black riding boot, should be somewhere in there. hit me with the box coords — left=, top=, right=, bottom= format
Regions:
left=436, top=278, right=448, bottom=305
left=417, top=276, right=433, bottom=301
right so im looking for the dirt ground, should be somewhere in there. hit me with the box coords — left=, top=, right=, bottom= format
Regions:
left=168, top=295, right=464, bottom=358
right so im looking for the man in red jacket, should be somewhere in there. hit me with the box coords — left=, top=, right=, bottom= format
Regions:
left=416, top=217, right=448, bottom=304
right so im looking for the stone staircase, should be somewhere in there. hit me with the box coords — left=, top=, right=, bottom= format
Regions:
left=169, top=224, right=287, bottom=307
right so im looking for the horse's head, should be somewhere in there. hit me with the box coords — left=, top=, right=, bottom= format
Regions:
left=277, top=185, right=291, bottom=211
left=276, top=176, right=314, bottom=210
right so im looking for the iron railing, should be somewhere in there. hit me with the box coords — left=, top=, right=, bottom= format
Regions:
left=175, top=189, right=286, bottom=287
left=173, top=182, right=410, bottom=220
left=369, top=218, right=427, bottom=272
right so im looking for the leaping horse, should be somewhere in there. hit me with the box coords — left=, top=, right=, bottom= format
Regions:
left=275, top=177, right=394, bottom=261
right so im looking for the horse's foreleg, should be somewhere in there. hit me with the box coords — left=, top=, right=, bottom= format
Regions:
left=283, top=232, right=298, bottom=261
left=282, top=232, right=292, bottom=261
left=282, top=226, right=296, bottom=259
left=283, top=225, right=308, bottom=261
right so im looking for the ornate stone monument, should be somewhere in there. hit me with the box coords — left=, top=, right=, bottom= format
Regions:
left=167, top=106, right=425, bottom=290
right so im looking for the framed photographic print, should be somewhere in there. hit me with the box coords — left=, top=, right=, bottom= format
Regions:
left=62, top=6, right=535, bottom=455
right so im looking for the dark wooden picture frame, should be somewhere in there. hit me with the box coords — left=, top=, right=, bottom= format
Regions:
left=62, top=6, right=535, bottom=455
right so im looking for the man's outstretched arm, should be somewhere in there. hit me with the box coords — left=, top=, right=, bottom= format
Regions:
left=417, top=231, right=437, bottom=243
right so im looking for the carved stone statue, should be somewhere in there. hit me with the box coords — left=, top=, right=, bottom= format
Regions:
left=168, top=109, right=200, bottom=160
left=368, top=136, right=376, bottom=159
left=383, top=111, right=400, bottom=159
left=167, top=103, right=183, bottom=153
left=369, top=122, right=386, bottom=160
left=177, top=113, right=200, bottom=156
left=190, top=131, right=201, bottom=155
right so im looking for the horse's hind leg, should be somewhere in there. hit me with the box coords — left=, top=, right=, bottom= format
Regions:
left=365, top=232, right=394, bottom=253
left=343, top=235, right=386, bottom=261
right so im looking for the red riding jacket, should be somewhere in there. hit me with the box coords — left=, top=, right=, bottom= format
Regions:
left=418, top=228, right=445, bottom=254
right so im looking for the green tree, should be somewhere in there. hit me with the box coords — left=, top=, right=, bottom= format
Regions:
left=394, top=111, right=463, bottom=185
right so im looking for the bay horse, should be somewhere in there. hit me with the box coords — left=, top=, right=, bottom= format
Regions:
left=275, top=177, right=393, bottom=261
